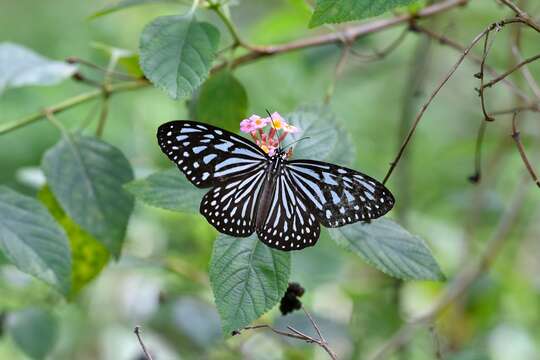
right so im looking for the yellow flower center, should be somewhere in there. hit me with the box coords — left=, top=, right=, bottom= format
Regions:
left=271, top=118, right=283, bottom=129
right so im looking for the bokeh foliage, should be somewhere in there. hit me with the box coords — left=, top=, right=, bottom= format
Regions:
left=1, top=0, right=540, bottom=359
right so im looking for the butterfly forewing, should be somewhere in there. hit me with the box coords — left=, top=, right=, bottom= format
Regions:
left=286, top=160, right=394, bottom=227
left=157, top=121, right=268, bottom=188
left=200, top=167, right=267, bottom=237
left=257, top=168, right=320, bottom=250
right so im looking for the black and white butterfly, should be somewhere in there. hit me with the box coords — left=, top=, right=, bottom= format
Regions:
left=157, top=121, right=394, bottom=251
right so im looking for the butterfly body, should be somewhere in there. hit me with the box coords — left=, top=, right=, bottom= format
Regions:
left=255, top=151, right=286, bottom=229
left=157, top=120, right=395, bottom=251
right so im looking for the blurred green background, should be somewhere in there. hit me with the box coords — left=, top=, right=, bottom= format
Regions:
left=1, top=0, right=540, bottom=359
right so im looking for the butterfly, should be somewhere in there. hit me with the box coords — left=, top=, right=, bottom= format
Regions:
left=157, top=120, right=394, bottom=251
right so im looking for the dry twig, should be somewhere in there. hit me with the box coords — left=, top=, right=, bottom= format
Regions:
left=511, top=112, right=540, bottom=187
left=237, top=307, right=338, bottom=360
left=134, top=326, right=154, bottom=360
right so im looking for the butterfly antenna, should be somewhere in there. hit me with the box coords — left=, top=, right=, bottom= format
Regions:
left=265, top=108, right=282, bottom=150
left=282, top=137, right=311, bottom=150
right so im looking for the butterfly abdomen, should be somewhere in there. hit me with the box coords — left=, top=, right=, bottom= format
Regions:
left=255, top=157, right=281, bottom=230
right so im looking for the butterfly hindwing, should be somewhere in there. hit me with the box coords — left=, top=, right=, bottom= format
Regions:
left=200, top=167, right=267, bottom=237
left=256, top=168, right=320, bottom=250
left=286, top=160, right=394, bottom=228
left=157, top=121, right=268, bottom=188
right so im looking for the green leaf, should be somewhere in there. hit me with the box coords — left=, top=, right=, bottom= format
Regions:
left=38, top=187, right=110, bottom=299
left=309, top=0, right=418, bottom=27
left=8, top=308, right=58, bottom=360
left=287, top=105, right=341, bottom=161
left=209, top=234, right=290, bottom=335
left=196, top=70, right=248, bottom=132
left=328, top=219, right=445, bottom=281
left=0, top=186, right=71, bottom=295
left=125, top=168, right=205, bottom=213
left=140, top=14, right=220, bottom=99
left=0, top=42, right=77, bottom=95
left=89, top=0, right=182, bottom=19
left=41, top=135, right=134, bottom=258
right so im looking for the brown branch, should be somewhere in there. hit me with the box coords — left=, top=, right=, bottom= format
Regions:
left=382, top=18, right=532, bottom=185
left=413, top=24, right=532, bottom=102
left=489, top=103, right=540, bottom=115
left=383, top=22, right=493, bottom=184
left=481, top=53, right=540, bottom=89
left=499, top=0, right=540, bottom=32
left=224, top=0, right=470, bottom=70
left=511, top=112, right=540, bottom=187
left=237, top=308, right=338, bottom=360
left=349, top=27, right=408, bottom=61
left=510, top=25, right=540, bottom=101
left=134, top=326, right=154, bottom=360
left=368, top=174, right=530, bottom=360
left=0, top=0, right=471, bottom=135
left=478, top=29, right=498, bottom=122
left=66, top=56, right=139, bottom=81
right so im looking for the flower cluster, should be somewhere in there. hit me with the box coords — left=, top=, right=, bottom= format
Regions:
left=240, top=112, right=299, bottom=156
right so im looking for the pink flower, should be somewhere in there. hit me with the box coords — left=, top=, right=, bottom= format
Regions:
left=249, top=114, right=269, bottom=129
left=283, top=123, right=299, bottom=133
left=240, top=118, right=256, bottom=133
left=267, top=112, right=285, bottom=130
left=238, top=111, right=301, bottom=158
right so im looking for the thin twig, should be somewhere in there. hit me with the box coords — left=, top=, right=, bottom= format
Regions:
left=242, top=324, right=308, bottom=341
left=510, top=25, right=540, bottom=100
left=287, top=325, right=319, bottom=343
left=368, top=174, right=530, bottom=360
left=500, top=0, right=528, bottom=17
left=511, top=112, right=540, bottom=187
left=302, top=307, right=339, bottom=360
left=134, top=326, right=154, bottom=360
left=413, top=24, right=531, bottom=102
left=489, top=103, right=540, bottom=115
left=499, top=0, right=540, bottom=31
left=349, top=27, right=408, bottom=61
left=481, top=53, right=540, bottom=89
left=382, top=18, right=529, bottom=185
left=382, top=22, right=493, bottom=185
left=208, top=1, right=258, bottom=51
left=478, top=28, right=498, bottom=122
left=238, top=308, right=338, bottom=360
left=303, top=306, right=325, bottom=343
left=67, top=57, right=138, bottom=81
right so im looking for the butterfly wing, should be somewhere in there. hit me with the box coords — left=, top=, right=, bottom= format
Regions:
left=157, top=121, right=268, bottom=188
left=286, top=160, right=394, bottom=227
left=256, top=168, right=320, bottom=250
left=200, top=167, right=267, bottom=237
